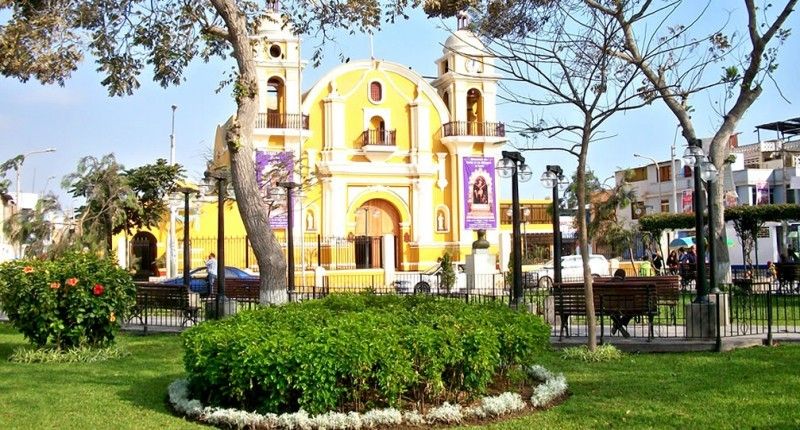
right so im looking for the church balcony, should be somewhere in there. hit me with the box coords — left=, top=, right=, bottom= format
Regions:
left=441, top=121, right=505, bottom=137
left=255, top=112, right=310, bottom=130
left=360, top=129, right=397, bottom=162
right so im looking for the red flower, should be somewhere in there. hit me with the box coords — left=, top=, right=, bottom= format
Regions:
left=65, top=278, right=78, bottom=287
left=50, top=282, right=60, bottom=290
left=93, top=284, right=105, bottom=296
left=22, top=266, right=34, bottom=274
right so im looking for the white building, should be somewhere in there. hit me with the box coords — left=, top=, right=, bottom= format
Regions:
left=615, top=117, right=800, bottom=266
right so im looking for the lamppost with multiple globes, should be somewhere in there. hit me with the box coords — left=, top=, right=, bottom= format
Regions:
left=496, top=151, right=532, bottom=305
left=540, top=165, right=568, bottom=287
left=683, top=139, right=719, bottom=302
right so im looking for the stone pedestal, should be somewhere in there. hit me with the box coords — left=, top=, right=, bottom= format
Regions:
left=466, top=249, right=497, bottom=291
left=684, top=294, right=729, bottom=338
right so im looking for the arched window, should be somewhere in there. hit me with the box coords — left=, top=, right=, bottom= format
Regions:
left=369, top=81, right=383, bottom=103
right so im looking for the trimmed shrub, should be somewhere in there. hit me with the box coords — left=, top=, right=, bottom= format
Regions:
left=0, top=252, right=136, bottom=349
left=182, top=294, right=550, bottom=415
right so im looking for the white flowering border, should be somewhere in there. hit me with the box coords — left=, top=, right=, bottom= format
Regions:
left=168, top=365, right=567, bottom=429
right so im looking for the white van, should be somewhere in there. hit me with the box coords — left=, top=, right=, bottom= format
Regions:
left=535, top=254, right=610, bottom=288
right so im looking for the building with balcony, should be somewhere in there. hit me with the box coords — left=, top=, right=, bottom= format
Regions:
left=207, top=7, right=507, bottom=271
left=614, top=117, right=800, bottom=264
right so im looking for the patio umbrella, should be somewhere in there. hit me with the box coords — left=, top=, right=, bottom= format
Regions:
left=669, top=237, right=694, bottom=248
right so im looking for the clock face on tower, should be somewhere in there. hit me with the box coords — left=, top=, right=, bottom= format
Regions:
left=466, top=58, right=480, bottom=73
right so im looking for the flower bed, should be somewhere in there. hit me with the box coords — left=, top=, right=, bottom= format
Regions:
left=182, top=294, right=551, bottom=415
left=168, top=364, right=568, bottom=429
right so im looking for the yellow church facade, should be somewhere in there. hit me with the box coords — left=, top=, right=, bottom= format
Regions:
left=120, top=11, right=563, bottom=278
left=207, top=12, right=509, bottom=272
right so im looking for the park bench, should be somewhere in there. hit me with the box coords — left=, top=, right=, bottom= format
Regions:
left=553, top=281, right=658, bottom=340
left=222, top=279, right=261, bottom=300
left=776, top=263, right=800, bottom=294
left=596, top=275, right=680, bottom=323
left=130, top=284, right=200, bottom=328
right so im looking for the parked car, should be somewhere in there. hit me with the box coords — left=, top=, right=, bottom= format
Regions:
left=535, top=255, right=610, bottom=288
left=160, top=266, right=258, bottom=295
left=392, top=264, right=466, bottom=294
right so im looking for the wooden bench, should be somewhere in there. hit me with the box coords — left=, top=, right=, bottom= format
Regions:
left=222, top=279, right=260, bottom=300
left=553, top=281, right=658, bottom=339
left=130, top=284, right=200, bottom=328
left=776, top=263, right=800, bottom=294
left=596, top=275, right=680, bottom=323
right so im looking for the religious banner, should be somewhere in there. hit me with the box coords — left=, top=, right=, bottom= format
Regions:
left=756, top=181, right=770, bottom=205
left=463, top=157, right=497, bottom=229
left=681, top=190, right=693, bottom=213
left=724, top=191, right=739, bottom=208
left=255, top=150, right=294, bottom=229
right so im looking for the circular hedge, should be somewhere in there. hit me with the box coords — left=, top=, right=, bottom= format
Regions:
left=182, top=294, right=550, bottom=415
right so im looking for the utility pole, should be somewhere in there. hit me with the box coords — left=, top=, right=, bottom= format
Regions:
left=167, top=105, right=178, bottom=278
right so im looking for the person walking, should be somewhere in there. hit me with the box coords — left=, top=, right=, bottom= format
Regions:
left=206, top=253, right=218, bottom=296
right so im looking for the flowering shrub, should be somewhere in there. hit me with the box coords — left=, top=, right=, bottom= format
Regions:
left=0, top=252, right=135, bottom=349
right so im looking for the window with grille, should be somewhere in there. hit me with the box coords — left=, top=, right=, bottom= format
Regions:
left=369, top=81, right=383, bottom=103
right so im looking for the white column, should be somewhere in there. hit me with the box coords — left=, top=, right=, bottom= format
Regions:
left=382, top=234, right=395, bottom=285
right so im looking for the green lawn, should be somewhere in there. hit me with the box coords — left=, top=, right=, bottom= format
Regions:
left=1, top=323, right=799, bottom=429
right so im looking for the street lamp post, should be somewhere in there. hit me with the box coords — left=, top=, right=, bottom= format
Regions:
left=168, top=105, right=178, bottom=278
left=700, top=160, right=719, bottom=294
left=496, top=151, right=533, bottom=306
left=683, top=139, right=719, bottom=302
left=278, top=181, right=301, bottom=294
left=204, top=169, right=227, bottom=317
left=541, top=165, right=566, bottom=287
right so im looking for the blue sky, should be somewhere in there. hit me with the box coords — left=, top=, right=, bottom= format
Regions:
left=1, top=4, right=798, bottom=211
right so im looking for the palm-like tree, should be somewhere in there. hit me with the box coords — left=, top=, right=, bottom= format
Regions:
left=3, top=194, right=62, bottom=257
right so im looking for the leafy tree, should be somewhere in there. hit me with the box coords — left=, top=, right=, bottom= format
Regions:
left=438, top=252, right=456, bottom=293
left=2, top=193, right=61, bottom=257
left=0, top=155, right=24, bottom=195
left=464, top=2, right=655, bottom=350
left=564, top=170, right=601, bottom=210
left=0, top=0, right=423, bottom=304
left=586, top=0, right=797, bottom=286
left=62, top=155, right=183, bottom=253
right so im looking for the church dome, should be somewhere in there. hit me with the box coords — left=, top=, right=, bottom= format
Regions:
left=443, top=29, right=487, bottom=56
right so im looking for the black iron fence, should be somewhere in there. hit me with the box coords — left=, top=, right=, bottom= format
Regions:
left=108, top=270, right=800, bottom=341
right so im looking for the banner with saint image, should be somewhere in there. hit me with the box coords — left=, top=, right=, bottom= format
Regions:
left=255, top=150, right=294, bottom=229
left=463, top=157, right=497, bottom=229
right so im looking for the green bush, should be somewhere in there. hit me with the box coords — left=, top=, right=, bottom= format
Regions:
left=182, top=294, right=550, bottom=415
left=0, top=252, right=136, bottom=349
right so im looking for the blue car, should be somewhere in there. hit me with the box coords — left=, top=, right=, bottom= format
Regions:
left=160, top=266, right=258, bottom=294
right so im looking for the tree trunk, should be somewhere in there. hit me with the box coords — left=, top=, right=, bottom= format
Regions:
left=578, top=122, right=596, bottom=351
left=211, top=0, right=288, bottom=304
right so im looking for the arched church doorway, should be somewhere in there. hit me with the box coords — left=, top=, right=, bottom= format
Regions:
left=355, top=199, right=401, bottom=269
left=131, top=232, right=158, bottom=281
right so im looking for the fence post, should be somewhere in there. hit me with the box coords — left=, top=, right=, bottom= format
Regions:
left=599, top=294, right=604, bottom=345
left=767, top=286, right=773, bottom=347
left=143, top=293, right=149, bottom=335
left=317, top=234, right=321, bottom=267
left=245, top=236, right=250, bottom=269
left=715, top=292, right=722, bottom=352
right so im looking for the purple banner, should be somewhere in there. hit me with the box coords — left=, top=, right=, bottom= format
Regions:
left=463, top=157, right=497, bottom=229
left=756, top=182, right=770, bottom=205
left=255, top=150, right=294, bottom=229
